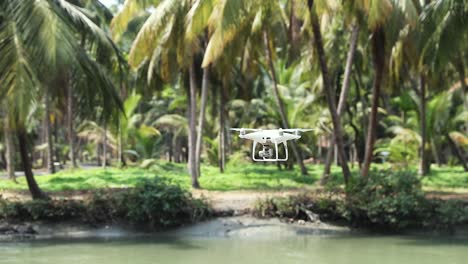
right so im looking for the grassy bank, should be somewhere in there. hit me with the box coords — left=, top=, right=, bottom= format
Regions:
left=0, top=162, right=466, bottom=192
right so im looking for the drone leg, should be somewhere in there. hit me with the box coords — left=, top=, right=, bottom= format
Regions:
left=252, top=141, right=260, bottom=161
left=275, top=142, right=279, bottom=160
left=284, top=142, right=288, bottom=161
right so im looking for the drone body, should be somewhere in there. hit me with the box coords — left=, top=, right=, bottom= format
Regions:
left=230, top=128, right=312, bottom=161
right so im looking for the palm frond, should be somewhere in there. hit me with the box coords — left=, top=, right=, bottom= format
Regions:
left=185, top=0, right=215, bottom=43
left=111, top=0, right=161, bottom=41
left=128, top=0, right=181, bottom=67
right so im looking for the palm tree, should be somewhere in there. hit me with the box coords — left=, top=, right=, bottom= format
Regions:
left=357, top=0, right=394, bottom=177
left=321, top=22, right=360, bottom=182
left=307, top=0, right=351, bottom=184
left=67, top=70, right=78, bottom=168
left=387, top=0, right=468, bottom=175
left=45, top=88, right=56, bottom=174
left=195, top=65, right=210, bottom=177
left=3, top=114, right=16, bottom=182
left=202, top=0, right=310, bottom=175
left=0, top=0, right=122, bottom=199
left=112, top=0, right=218, bottom=187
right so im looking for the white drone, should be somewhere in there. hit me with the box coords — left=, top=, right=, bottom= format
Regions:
left=230, top=128, right=313, bottom=161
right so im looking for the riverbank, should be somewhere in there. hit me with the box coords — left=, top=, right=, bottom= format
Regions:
left=0, top=215, right=354, bottom=242
left=1, top=192, right=468, bottom=241
left=2, top=170, right=468, bottom=240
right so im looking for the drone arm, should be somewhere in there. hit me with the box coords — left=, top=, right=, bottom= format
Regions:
left=275, top=141, right=279, bottom=160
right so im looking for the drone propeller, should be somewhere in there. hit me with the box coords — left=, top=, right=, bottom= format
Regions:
left=281, top=128, right=314, bottom=132
left=230, top=128, right=261, bottom=132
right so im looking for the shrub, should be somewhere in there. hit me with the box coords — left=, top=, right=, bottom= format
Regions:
left=343, top=170, right=428, bottom=229
left=253, top=170, right=468, bottom=230
left=117, top=178, right=210, bottom=227
left=429, top=199, right=468, bottom=230
left=0, top=199, right=86, bottom=222
left=85, top=191, right=120, bottom=223
left=0, top=177, right=211, bottom=228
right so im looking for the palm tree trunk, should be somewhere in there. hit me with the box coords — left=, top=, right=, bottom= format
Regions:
left=455, top=57, right=467, bottom=133
left=418, top=74, right=429, bottom=176
left=118, top=119, right=127, bottom=167
left=195, top=66, right=210, bottom=178
left=96, top=141, right=101, bottom=166
left=321, top=24, right=360, bottom=183
left=17, top=129, right=48, bottom=200
left=45, top=90, right=55, bottom=174
left=361, top=27, right=385, bottom=177
left=263, top=30, right=308, bottom=176
left=4, top=116, right=16, bottom=182
left=67, top=72, right=77, bottom=168
left=189, top=63, right=200, bottom=188
left=54, top=119, right=61, bottom=166
left=102, top=123, right=107, bottom=169
left=431, top=138, right=442, bottom=167
left=219, top=78, right=227, bottom=173
left=287, top=0, right=301, bottom=64
left=308, top=2, right=351, bottom=184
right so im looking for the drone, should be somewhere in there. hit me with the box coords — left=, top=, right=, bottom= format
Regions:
left=230, top=128, right=313, bottom=161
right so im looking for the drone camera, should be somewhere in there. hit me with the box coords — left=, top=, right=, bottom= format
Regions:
left=259, top=145, right=273, bottom=158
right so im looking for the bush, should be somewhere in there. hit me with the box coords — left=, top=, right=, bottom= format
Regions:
left=429, top=199, right=468, bottom=230
left=85, top=191, right=121, bottom=223
left=253, top=170, right=468, bottom=230
left=116, top=178, right=211, bottom=227
left=342, top=170, right=429, bottom=229
left=0, top=199, right=86, bottom=222
left=0, top=177, right=211, bottom=228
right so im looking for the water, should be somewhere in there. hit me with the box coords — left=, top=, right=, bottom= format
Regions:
left=1, top=233, right=468, bottom=264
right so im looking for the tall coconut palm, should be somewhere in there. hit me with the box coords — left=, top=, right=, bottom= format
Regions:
left=307, top=0, right=351, bottom=184
left=354, top=0, right=394, bottom=177
left=67, top=71, right=78, bottom=168
left=111, top=0, right=218, bottom=187
left=202, top=0, right=310, bottom=175
left=0, top=0, right=123, bottom=199
left=321, top=22, right=360, bottom=182
left=3, top=114, right=16, bottom=182
left=45, top=88, right=56, bottom=174
left=387, top=0, right=468, bottom=175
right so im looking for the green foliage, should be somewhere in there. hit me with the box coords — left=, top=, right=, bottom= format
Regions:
left=116, top=178, right=210, bottom=227
left=0, top=177, right=211, bottom=227
left=343, top=170, right=428, bottom=229
left=0, top=199, right=86, bottom=222
left=375, top=126, right=420, bottom=165
left=430, top=199, right=468, bottom=229
left=252, top=170, right=468, bottom=230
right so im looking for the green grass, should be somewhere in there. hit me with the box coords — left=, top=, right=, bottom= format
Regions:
left=422, top=166, right=468, bottom=190
left=0, top=162, right=466, bottom=192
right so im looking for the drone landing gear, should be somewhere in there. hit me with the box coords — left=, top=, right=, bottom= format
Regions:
left=252, top=141, right=288, bottom=162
